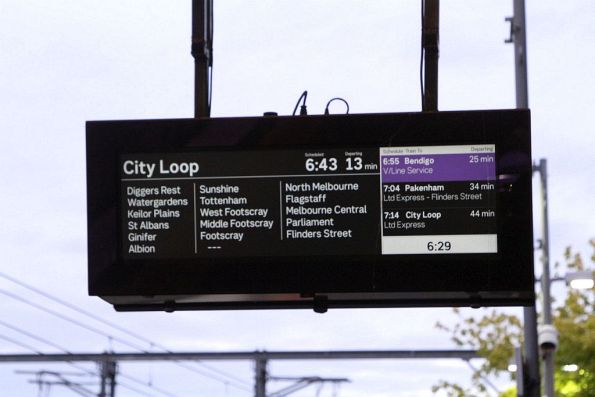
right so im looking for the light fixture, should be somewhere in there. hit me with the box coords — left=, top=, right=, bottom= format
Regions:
left=562, top=364, right=579, bottom=372
left=566, top=270, right=594, bottom=290
left=508, top=346, right=523, bottom=373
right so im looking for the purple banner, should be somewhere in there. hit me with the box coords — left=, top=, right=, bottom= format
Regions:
left=381, top=153, right=495, bottom=183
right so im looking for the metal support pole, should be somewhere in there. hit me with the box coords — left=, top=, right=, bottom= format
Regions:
left=521, top=316, right=540, bottom=397
left=191, top=0, right=212, bottom=118
left=537, top=159, right=555, bottom=397
left=99, top=360, right=117, bottom=397
left=0, top=350, right=480, bottom=363
left=108, top=361, right=117, bottom=397
left=422, top=0, right=439, bottom=111
left=507, top=1, right=540, bottom=396
left=5, top=350, right=478, bottom=396
left=514, top=347, right=526, bottom=397
left=511, top=0, right=529, bottom=109
left=255, top=357, right=267, bottom=397
left=99, top=361, right=106, bottom=397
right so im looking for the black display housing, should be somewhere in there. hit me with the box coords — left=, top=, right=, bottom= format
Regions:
left=86, top=109, right=534, bottom=311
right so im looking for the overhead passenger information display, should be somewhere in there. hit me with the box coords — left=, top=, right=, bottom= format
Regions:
left=121, top=144, right=496, bottom=259
left=87, top=110, right=534, bottom=310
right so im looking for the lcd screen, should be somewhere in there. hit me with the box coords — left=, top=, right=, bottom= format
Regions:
left=120, top=144, right=497, bottom=259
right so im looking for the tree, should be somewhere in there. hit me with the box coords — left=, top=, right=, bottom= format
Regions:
left=432, top=240, right=594, bottom=397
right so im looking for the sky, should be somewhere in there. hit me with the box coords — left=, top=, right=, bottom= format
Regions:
left=0, top=1, right=594, bottom=396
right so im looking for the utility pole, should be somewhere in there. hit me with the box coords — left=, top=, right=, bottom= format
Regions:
left=255, top=357, right=267, bottom=397
left=506, top=1, right=541, bottom=396
left=99, top=360, right=117, bottom=397
left=422, top=0, right=439, bottom=111
left=191, top=0, right=213, bottom=118
left=535, top=158, right=555, bottom=397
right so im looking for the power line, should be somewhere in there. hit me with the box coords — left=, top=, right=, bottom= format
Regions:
left=0, top=287, right=249, bottom=389
left=116, top=381, right=157, bottom=397
left=0, top=333, right=42, bottom=353
left=0, top=321, right=180, bottom=397
left=0, top=287, right=249, bottom=390
left=464, top=360, right=500, bottom=395
left=1, top=318, right=76, bottom=353
left=118, top=372, right=179, bottom=397
left=0, top=272, right=251, bottom=390
left=1, top=321, right=105, bottom=381
left=19, top=371, right=97, bottom=397
left=1, top=338, right=154, bottom=397
left=1, top=332, right=154, bottom=397
left=0, top=289, right=147, bottom=350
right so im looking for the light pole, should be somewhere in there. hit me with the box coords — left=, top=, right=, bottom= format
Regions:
left=506, top=2, right=541, bottom=396
left=530, top=164, right=595, bottom=395
left=515, top=269, right=594, bottom=396
left=533, top=159, right=555, bottom=397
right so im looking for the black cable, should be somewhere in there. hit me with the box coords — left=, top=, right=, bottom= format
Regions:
left=323, top=98, right=350, bottom=115
left=0, top=273, right=251, bottom=391
left=207, top=0, right=214, bottom=116
left=420, top=0, right=425, bottom=110
left=208, top=63, right=213, bottom=116
left=292, top=90, right=308, bottom=116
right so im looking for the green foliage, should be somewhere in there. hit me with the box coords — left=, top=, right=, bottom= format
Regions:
left=499, top=386, right=517, bottom=397
left=431, top=380, right=474, bottom=397
left=432, top=240, right=594, bottom=397
left=551, top=240, right=594, bottom=397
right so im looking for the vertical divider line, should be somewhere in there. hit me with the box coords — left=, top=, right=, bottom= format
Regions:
left=279, top=180, right=283, bottom=240
left=193, top=182, right=197, bottom=253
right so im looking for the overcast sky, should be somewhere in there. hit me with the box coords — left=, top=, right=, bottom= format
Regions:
left=0, top=1, right=594, bottom=396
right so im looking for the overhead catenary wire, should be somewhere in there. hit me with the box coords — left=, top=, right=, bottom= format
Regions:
left=0, top=319, right=76, bottom=353
left=0, top=274, right=251, bottom=391
left=0, top=321, right=179, bottom=397
left=1, top=337, right=156, bottom=397
left=1, top=333, right=43, bottom=354
left=24, top=371, right=97, bottom=397
left=464, top=360, right=500, bottom=395
left=0, top=289, right=250, bottom=392
left=1, top=333, right=115, bottom=395
left=0, top=292, right=250, bottom=393
left=0, top=272, right=249, bottom=388
left=0, top=289, right=148, bottom=351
